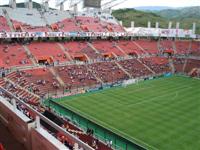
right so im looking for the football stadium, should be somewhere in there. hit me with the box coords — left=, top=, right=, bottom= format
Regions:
left=0, top=0, right=200, bottom=150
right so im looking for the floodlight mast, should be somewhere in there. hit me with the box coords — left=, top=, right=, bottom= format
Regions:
left=25, top=0, right=33, bottom=9
left=56, top=0, right=69, bottom=11
left=42, top=0, right=50, bottom=11
left=69, top=0, right=82, bottom=14
left=9, top=0, right=16, bottom=9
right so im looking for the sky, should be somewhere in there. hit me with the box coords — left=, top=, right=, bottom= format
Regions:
left=0, top=0, right=200, bottom=9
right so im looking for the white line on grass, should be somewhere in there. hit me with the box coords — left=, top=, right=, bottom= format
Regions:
left=126, top=86, right=192, bottom=107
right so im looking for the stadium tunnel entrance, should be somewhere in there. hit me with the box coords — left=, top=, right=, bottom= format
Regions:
left=128, top=51, right=138, bottom=57
left=73, top=54, right=88, bottom=62
left=163, top=49, right=174, bottom=56
left=37, top=56, right=54, bottom=65
left=103, top=53, right=115, bottom=59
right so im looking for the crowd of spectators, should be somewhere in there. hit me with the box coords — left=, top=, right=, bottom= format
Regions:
left=55, top=65, right=99, bottom=90
left=173, top=58, right=186, bottom=73
left=184, top=59, right=200, bottom=73
left=141, top=57, right=170, bottom=74
left=119, top=59, right=152, bottom=78
left=88, top=62, right=129, bottom=83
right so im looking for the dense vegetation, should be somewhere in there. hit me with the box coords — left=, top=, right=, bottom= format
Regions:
left=158, top=6, right=200, bottom=20
left=112, top=7, right=200, bottom=34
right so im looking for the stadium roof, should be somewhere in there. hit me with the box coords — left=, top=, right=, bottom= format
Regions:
left=0, top=0, right=200, bottom=10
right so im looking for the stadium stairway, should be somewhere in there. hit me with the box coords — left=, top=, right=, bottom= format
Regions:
left=132, top=41, right=148, bottom=55
left=85, top=65, right=104, bottom=84
left=137, top=59, right=156, bottom=74
left=111, top=52, right=118, bottom=58
left=2, top=9, right=15, bottom=32
left=172, top=41, right=177, bottom=54
left=49, top=67, right=65, bottom=87
left=115, top=44, right=128, bottom=57
left=114, top=61, right=132, bottom=78
left=157, top=39, right=166, bottom=54
left=83, top=53, right=90, bottom=61
left=168, top=58, right=175, bottom=74
left=87, top=42, right=117, bottom=59
left=157, top=40, right=161, bottom=53
left=56, top=43, right=73, bottom=61
left=188, top=40, right=192, bottom=54
left=183, top=59, right=188, bottom=72
left=87, top=42, right=100, bottom=54
left=22, top=45, right=37, bottom=66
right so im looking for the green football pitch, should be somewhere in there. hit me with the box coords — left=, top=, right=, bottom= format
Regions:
left=55, top=76, right=200, bottom=150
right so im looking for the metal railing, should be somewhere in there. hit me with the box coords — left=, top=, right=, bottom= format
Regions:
left=0, top=86, right=94, bottom=150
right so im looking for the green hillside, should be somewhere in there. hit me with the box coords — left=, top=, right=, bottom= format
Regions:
left=112, top=9, right=168, bottom=28
left=112, top=8, right=200, bottom=34
left=158, top=6, right=200, bottom=20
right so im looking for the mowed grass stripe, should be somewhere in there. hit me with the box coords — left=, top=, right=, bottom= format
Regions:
left=56, top=76, right=200, bottom=150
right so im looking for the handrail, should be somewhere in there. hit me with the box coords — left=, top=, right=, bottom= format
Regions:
left=0, top=86, right=94, bottom=150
